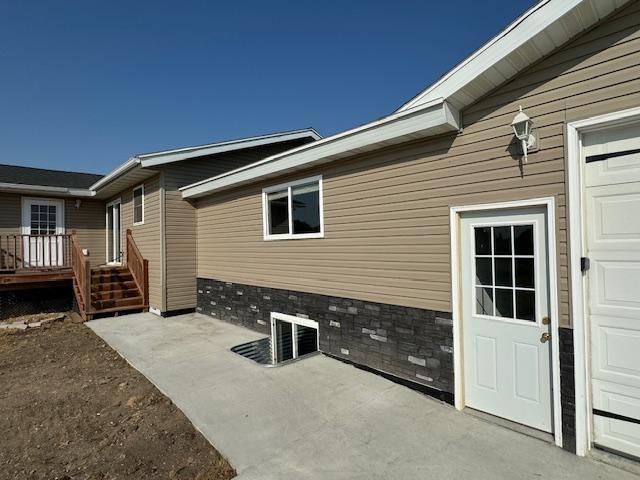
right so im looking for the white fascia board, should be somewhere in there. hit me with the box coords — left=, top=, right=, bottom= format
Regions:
left=89, top=157, right=140, bottom=191
left=181, top=99, right=459, bottom=199
left=397, top=0, right=590, bottom=112
left=138, top=128, right=322, bottom=168
left=0, top=182, right=95, bottom=197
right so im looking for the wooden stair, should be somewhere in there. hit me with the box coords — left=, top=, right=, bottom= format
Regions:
left=71, top=229, right=149, bottom=321
left=90, top=266, right=145, bottom=314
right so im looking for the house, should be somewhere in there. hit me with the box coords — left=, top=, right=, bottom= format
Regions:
left=2, top=0, right=639, bottom=463
left=178, top=0, right=640, bottom=461
left=0, top=129, right=320, bottom=319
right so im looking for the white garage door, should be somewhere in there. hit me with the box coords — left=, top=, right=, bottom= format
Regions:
left=583, top=123, right=640, bottom=458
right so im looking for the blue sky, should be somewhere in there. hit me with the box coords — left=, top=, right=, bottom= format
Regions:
left=0, top=0, right=532, bottom=175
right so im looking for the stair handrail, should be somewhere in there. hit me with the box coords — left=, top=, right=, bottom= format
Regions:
left=125, top=229, right=149, bottom=308
left=70, top=230, right=92, bottom=315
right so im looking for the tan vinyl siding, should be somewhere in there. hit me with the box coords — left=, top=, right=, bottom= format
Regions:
left=0, top=193, right=106, bottom=267
left=195, top=2, right=640, bottom=327
left=109, top=175, right=163, bottom=311
left=0, top=194, right=21, bottom=236
left=162, top=140, right=310, bottom=311
left=65, top=198, right=106, bottom=267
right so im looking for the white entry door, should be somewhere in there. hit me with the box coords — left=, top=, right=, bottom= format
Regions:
left=461, top=208, right=553, bottom=432
left=21, top=198, right=65, bottom=268
left=583, top=123, right=640, bottom=458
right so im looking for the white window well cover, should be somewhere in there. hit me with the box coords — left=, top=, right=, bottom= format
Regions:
left=262, top=175, right=324, bottom=240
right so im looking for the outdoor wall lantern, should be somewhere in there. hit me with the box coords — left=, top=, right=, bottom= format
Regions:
left=511, top=106, right=536, bottom=163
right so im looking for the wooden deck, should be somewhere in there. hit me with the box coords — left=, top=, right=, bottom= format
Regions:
left=0, top=231, right=149, bottom=320
left=0, top=269, right=74, bottom=290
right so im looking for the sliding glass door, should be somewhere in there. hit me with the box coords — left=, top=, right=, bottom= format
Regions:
left=106, top=199, right=122, bottom=264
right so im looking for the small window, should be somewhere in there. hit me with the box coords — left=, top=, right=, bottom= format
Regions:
left=473, top=224, right=536, bottom=322
left=263, top=176, right=323, bottom=240
left=133, top=185, right=144, bottom=225
left=270, top=312, right=319, bottom=363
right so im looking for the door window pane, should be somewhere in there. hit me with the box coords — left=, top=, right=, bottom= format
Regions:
left=475, top=258, right=492, bottom=285
left=514, top=225, right=534, bottom=255
left=292, top=182, right=320, bottom=234
left=515, top=258, right=535, bottom=288
left=475, top=227, right=492, bottom=255
left=495, top=288, right=514, bottom=318
left=28, top=203, right=57, bottom=235
left=516, top=290, right=536, bottom=322
left=475, top=287, right=494, bottom=316
left=494, top=258, right=513, bottom=287
left=473, top=223, right=537, bottom=323
left=268, top=190, right=289, bottom=235
left=493, top=226, right=512, bottom=255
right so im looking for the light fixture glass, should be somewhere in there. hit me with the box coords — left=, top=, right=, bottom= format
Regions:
left=511, top=106, right=536, bottom=163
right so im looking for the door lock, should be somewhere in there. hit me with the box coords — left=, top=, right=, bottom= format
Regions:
left=542, top=316, right=551, bottom=325
left=540, top=332, right=551, bottom=343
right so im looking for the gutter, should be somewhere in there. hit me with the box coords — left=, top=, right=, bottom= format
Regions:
left=181, top=98, right=460, bottom=199
left=137, top=128, right=323, bottom=168
left=0, top=182, right=95, bottom=197
left=89, top=157, right=141, bottom=191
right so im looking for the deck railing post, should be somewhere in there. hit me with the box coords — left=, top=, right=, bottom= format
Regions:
left=143, top=258, right=149, bottom=307
left=84, top=257, right=92, bottom=314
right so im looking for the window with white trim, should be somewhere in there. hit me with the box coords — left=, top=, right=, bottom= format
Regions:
left=270, top=312, right=319, bottom=363
left=133, top=185, right=144, bottom=225
left=263, top=176, right=323, bottom=240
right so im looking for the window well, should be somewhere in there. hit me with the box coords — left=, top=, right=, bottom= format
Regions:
left=230, top=312, right=319, bottom=366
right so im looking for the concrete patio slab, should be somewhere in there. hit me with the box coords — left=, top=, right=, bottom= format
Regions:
left=88, top=312, right=635, bottom=480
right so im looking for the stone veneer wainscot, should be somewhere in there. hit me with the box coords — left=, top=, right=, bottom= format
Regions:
left=197, top=278, right=454, bottom=398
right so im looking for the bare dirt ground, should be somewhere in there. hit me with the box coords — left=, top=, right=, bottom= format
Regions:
left=0, top=315, right=236, bottom=480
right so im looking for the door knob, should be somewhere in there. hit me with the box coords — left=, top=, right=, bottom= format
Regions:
left=540, top=332, right=551, bottom=343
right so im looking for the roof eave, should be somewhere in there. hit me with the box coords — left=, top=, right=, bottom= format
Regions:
left=0, top=182, right=95, bottom=197
left=89, top=157, right=141, bottom=191
left=397, top=0, right=633, bottom=113
left=138, top=128, right=322, bottom=168
left=181, top=99, right=459, bottom=199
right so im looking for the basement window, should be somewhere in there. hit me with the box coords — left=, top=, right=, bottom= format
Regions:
left=263, top=176, right=323, bottom=240
left=133, top=185, right=144, bottom=225
left=270, top=312, right=319, bottom=363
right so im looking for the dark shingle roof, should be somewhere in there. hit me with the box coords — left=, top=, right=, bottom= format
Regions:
left=0, top=164, right=103, bottom=189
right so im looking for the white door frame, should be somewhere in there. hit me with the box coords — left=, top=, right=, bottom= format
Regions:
left=21, top=197, right=65, bottom=234
left=105, top=197, right=123, bottom=265
left=450, top=196, right=562, bottom=448
left=567, top=105, right=640, bottom=457
left=21, top=197, right=65, bottom=267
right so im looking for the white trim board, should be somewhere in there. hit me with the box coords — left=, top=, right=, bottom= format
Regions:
left=89, top=129, right=321, bottom=194
left=0, top=183, right=93, bottom=197
left=180, top=99, right=460, bottom=199
left=137, top=129, right=321, bottom=167
left=397, top=0, right=631, bottom=112
left=449, top=197, right=562, bottom=448
left=566, top=105, right=640, bottom=457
